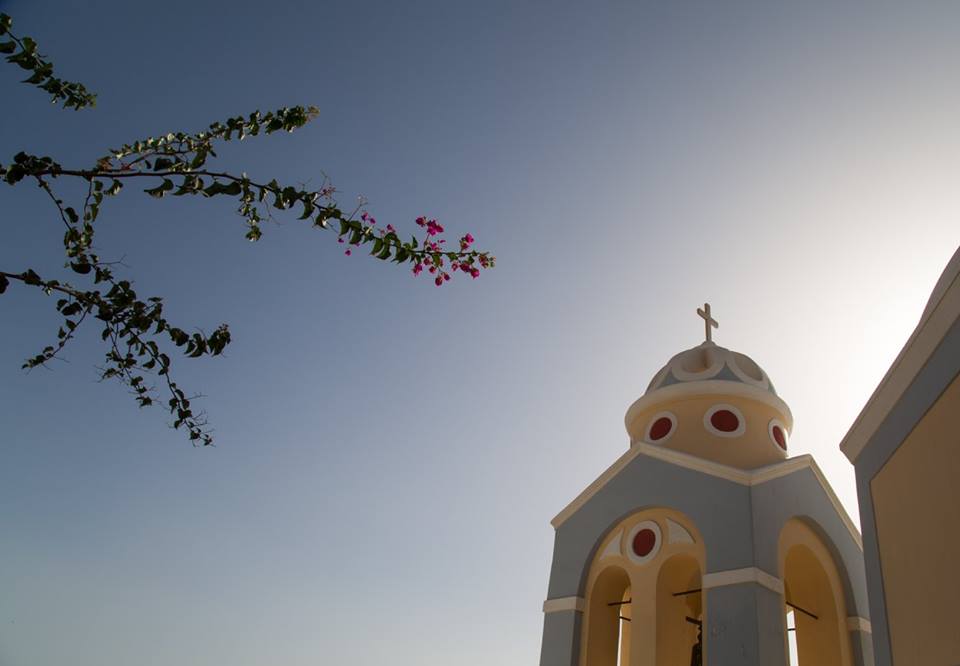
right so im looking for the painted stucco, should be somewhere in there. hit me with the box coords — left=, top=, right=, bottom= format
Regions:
left=870, top=373, right=960, bottom=664
left=626, top=394, right=789, bottom=469
left=539, top=448, right=870, bottom=666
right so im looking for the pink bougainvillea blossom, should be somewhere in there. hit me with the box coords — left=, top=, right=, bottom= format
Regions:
left=336, top=213, right=494, bottom=287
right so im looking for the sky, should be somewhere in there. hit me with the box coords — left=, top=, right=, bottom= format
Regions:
left=1, top=1, right=959, bottom=665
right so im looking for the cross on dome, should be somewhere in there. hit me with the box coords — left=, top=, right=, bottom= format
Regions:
left=696, top=303, right=718, bottom=343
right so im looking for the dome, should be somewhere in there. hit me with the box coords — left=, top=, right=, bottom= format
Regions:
left=644, top=341, right=777, bottom=396
left=625, top=340, right=793, bottom=470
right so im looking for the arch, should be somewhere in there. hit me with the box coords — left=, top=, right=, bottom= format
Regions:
left=656, top=554, right=703, bottom=666
left=791, top=514, right=860, bottom=616
left=583, top=565, right=630, bottom=666
left=579, top=508, right=706, bottom=666
left=575, top=505, right=707, bottom=599
left=779, top=518, right=853, bottom=666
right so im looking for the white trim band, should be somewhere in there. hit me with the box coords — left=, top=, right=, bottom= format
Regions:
left=543, top=596, right=585, bottom=614
left=551, top=442, right=863, bottom=550
left=846, top=616, right=872, bottom=633
left=702, top=567, right=785, bottom=595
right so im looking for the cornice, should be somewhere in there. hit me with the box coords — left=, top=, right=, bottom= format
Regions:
left=551, top=442, right=862, bottom=549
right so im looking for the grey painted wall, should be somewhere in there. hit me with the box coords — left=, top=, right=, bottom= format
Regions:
left=750, top=467, right=869, bottom=617
left=706, top=583, right=787, bottom=666
left=547, top=454, right=754, bottom=601
left=540, top=610, right=581, bottom=666
left=540, top=449, right=871, bottom=666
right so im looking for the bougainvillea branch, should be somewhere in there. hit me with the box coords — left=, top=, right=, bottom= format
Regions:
left=0, top=12, right=495, bottom=446
left=0, top=13, right=96, bottom=109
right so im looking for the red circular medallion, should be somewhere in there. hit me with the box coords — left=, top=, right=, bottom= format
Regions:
left=772, top=425, right=787, bottom=450
left=632, top=528, right=657, bottom=557
left=710, top=409, right=740, bottom=433
left=649, top=417, right=673, bottom=441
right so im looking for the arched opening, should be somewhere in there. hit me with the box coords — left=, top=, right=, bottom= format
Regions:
left=579, top=509, right=706, bottom=666
left=779, top=519, right=852, bottom=666
left=583, top=565, right=631, bottom=666
left=656, top=554, right=703, bottom=666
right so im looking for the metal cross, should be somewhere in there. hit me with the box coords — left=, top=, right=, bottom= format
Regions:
left=697, top=303, right=718, bottom=343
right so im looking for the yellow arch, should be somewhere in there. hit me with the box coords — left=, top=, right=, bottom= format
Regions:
left=581, top=508, right=705, bottom=666
left=779, top=518, right=853, bottom=666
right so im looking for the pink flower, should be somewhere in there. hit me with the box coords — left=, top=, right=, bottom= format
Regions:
left=434, top=276, right=443, bottom=286
left=428, top=265, right=437, bottom=274
left=345, top=249, right=352, bottom=256
left=416, top=216, right=427, bottom=227
left=413, top=263, right=423, bottom=276
left=470, top=268, right=480, bottom=278
left=386, top=224, right=395, bottom=232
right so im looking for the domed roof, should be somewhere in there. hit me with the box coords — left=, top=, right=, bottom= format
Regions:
left=624, top=329, right=794, bottom=470
left=644, top=341, right=777, bottom=396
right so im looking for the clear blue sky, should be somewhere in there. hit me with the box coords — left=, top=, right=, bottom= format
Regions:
left=2, top=2, right=959, bottom=664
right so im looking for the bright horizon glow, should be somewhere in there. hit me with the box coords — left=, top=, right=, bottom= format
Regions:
left=2, top=2, right=959, bottom=665
left=787, top=609, right=799, bottom=664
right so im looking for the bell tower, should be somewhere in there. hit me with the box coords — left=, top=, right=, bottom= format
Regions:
left=538, top=306, right=874, bottom=666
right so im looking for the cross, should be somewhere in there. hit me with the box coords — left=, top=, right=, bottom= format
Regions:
left=697, top=303, right=718, bottom=343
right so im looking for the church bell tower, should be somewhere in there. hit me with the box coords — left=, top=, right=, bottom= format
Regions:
left=538, top=306, right=874, bottom=666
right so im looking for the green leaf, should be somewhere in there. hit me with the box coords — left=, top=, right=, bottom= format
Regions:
left=0, top=41, right=15, bottom=54
left=0, top=274, right=8, bottom=294
left=21, top=269, right=41, bottom=286
left=21, top=70, right=48, bottom=85
left=144, top=179, right=174, bottom=198
left=298, top=199, right=314, bottom=220
left=221, top=181, right=241, bottom=196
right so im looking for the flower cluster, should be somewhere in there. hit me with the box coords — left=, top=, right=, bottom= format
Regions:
left=339, top=212, right=495, bottom=287
left=417, top=216, right=444, bottom=236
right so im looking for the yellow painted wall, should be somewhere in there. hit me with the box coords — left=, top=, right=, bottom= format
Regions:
left=583, top=566, right=630, bottom=666
left=871, top=373, right=960, bottom=665
left=627, top=395, right=787, bottom=469
left=655, top=555, right=702, bottom=666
